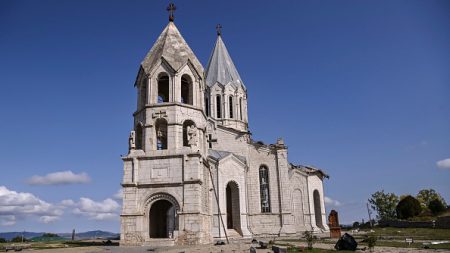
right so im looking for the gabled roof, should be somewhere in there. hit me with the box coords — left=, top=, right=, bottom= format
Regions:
left=141, top=22, right=204, bottom=75
left=208, top=149, right=247, bottom=165
left=205, top=35, right=246, bottom=90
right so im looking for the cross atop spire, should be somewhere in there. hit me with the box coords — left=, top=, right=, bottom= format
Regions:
left=167, top=3, right=176, bottom=22
left=216, top=24, right=222, bottom=36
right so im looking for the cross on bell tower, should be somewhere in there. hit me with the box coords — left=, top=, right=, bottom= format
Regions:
left=216, top=24, right=222, bottom=36
left=167, top=3, right=176, bottom=22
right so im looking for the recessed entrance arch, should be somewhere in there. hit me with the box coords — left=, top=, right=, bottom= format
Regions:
left=313, top=190, right=323, bottom=229
left=226, top=181, right=241, bottom=232
left=147, top=193, right=179, bottom=239
left=149, top=200, right=176, bottom=238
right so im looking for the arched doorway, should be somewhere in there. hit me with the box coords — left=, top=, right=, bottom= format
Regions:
left=226, top=181, right=241, bottom=232
left=149, top=199, right=176, bottom=238
left=313, top=190, right=323, bottom=229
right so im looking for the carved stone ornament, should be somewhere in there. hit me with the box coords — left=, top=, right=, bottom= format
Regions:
left=187, top=125, right=198, bottom=147
left=129, top=130, right=136, bottom=150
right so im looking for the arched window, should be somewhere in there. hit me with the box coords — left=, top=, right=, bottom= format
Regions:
left=155, top=118, right=168, bottom=150
left=259, top=166, right=271, bottom=213
left=181, top=75, right=193, bottom=105
left=205, top=97, right=210, bottom=116
left=229, top=96, right=234, bottom=119
left=135, top=123, right=143, bottom=150
left=182, top=120, right=196, bottom=147
left=216, top=95, right=221, bottom=118
left=313, top=190, right=323, bottom=228
left=139, top=78, right=147, bottom=108
left=158, top=73, right=169, bottom=103
left=239, top=98, right=243, bottom=120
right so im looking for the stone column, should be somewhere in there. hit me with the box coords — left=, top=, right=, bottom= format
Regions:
left=275, top=138, right=296, bottom=235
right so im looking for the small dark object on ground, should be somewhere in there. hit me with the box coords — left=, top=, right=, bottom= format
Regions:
left=251, top=239, right=258, bottom=244
left=258, top=241, right=268, bottom=249
left=146, top=248, right=155, bottom=252
left=272, top=245, right=287, bottom=253
left=103, top=240, right=113, bottom=245
left=335, top=233, right=358, bottom=251
left=214, top=240, right=225, bottom=245
left=249, top=246, right=256, bottom=253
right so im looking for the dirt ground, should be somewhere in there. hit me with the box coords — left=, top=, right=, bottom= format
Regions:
left=18, top=242, right=450, bottom=253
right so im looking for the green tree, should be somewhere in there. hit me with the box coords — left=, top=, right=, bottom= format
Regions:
left=417, top=189, right=447, bottom=208
left=396, top=195, right=422, bottom=219
left=11, top=236, right=26, bottom=242
left=0, top=238, right=6, bottom=243
left=369, top=190, right=399, bottom=220
left=428, top=199, right=446, bottom=215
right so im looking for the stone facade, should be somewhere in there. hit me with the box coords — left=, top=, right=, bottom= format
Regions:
left=120, top=20, right=329, bottom=246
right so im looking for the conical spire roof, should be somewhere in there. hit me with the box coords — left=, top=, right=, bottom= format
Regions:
left=205, top=35, right=246, bottom=90
left=141, top=22, right=204, bottom=75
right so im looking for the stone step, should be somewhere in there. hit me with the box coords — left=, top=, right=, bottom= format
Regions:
left=143, top=238, right=175, bottom=247
left=226, top=229, right=242, bottom=239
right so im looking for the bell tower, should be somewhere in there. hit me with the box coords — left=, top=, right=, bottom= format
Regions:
left=121, top=4, right=211, bottom=246
left=205, top=25, right=248, bottom=132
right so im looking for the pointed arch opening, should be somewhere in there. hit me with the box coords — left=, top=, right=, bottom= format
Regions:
left=181, top=74, right=193, bottom=105
left=155, top=118, right=168, bottom=150
left=259, top=165, right=271, bottom=213
left=239, top=97, right=243, bottom=120
left=182, top=120, right=196, bottom=147
left=313, top=190, right=324, bottom=228
left=157, top=73, right=169, bottom=103
left=226, top=181, right=241, bottom=232
left=216, top=95, right=222, bottom=118
left=139, top=77, right=147, bottom=108
left=135, top=123, right=143, bottom=150
left=205, top=97, right=210, bottom=116
left=229, top=96, right=234, bottom=119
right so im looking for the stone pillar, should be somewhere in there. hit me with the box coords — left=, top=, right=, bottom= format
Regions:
left=275, top=138, right=296, bottom=235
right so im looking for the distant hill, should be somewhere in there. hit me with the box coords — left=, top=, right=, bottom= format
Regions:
left=0, top=230, right=119, bottom=241
left=0, top=232, right=44, bottom=241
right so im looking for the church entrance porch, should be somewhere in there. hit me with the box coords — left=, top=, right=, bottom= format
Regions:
left=149, top=199, right=176, bottom=238
left=226, top=181, right=241, bottom=235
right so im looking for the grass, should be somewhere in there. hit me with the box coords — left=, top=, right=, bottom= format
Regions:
left=287, top=248, right=354, bottom=253
left=356, top=227, right=450, bottom=240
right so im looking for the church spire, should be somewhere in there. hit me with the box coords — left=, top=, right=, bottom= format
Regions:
left=205, top=26, right=246, bottom=90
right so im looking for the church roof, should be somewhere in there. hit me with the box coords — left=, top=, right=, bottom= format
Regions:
left=141, top=22, right=204, bottom=75
left=208, top=149, right=247, bottom=164
left=205, top=35, right=246, bottom=90
left=291, top=163, right=329, bottom=179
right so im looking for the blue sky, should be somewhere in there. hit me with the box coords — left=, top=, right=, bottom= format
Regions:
left=0, top=0, right=449, bottom=232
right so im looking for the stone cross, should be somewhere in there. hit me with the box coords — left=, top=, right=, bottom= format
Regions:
left=207, top=134, right=217, bottom=148
left=152, top=110, right=167, bottom=118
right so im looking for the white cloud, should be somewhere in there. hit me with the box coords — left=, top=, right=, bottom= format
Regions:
left=27, top=171, right=91, bottom=185
left=72, top=197, right=120, bottom=221
left=39, top=215, right=59, bottom=224
left=113, top=189, right=123, bottom=200
left=437, top=158, right=450, bottom=170
left=324, top=196, right=341, bottom=207
left=0, top=186, right=63, bottom=225
left=60, top=199, right=76, bottom=207
left=0, top=215, right=16, bottom=226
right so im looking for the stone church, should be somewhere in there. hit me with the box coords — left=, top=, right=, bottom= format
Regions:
left=120, top=7, right=329, bottom=246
